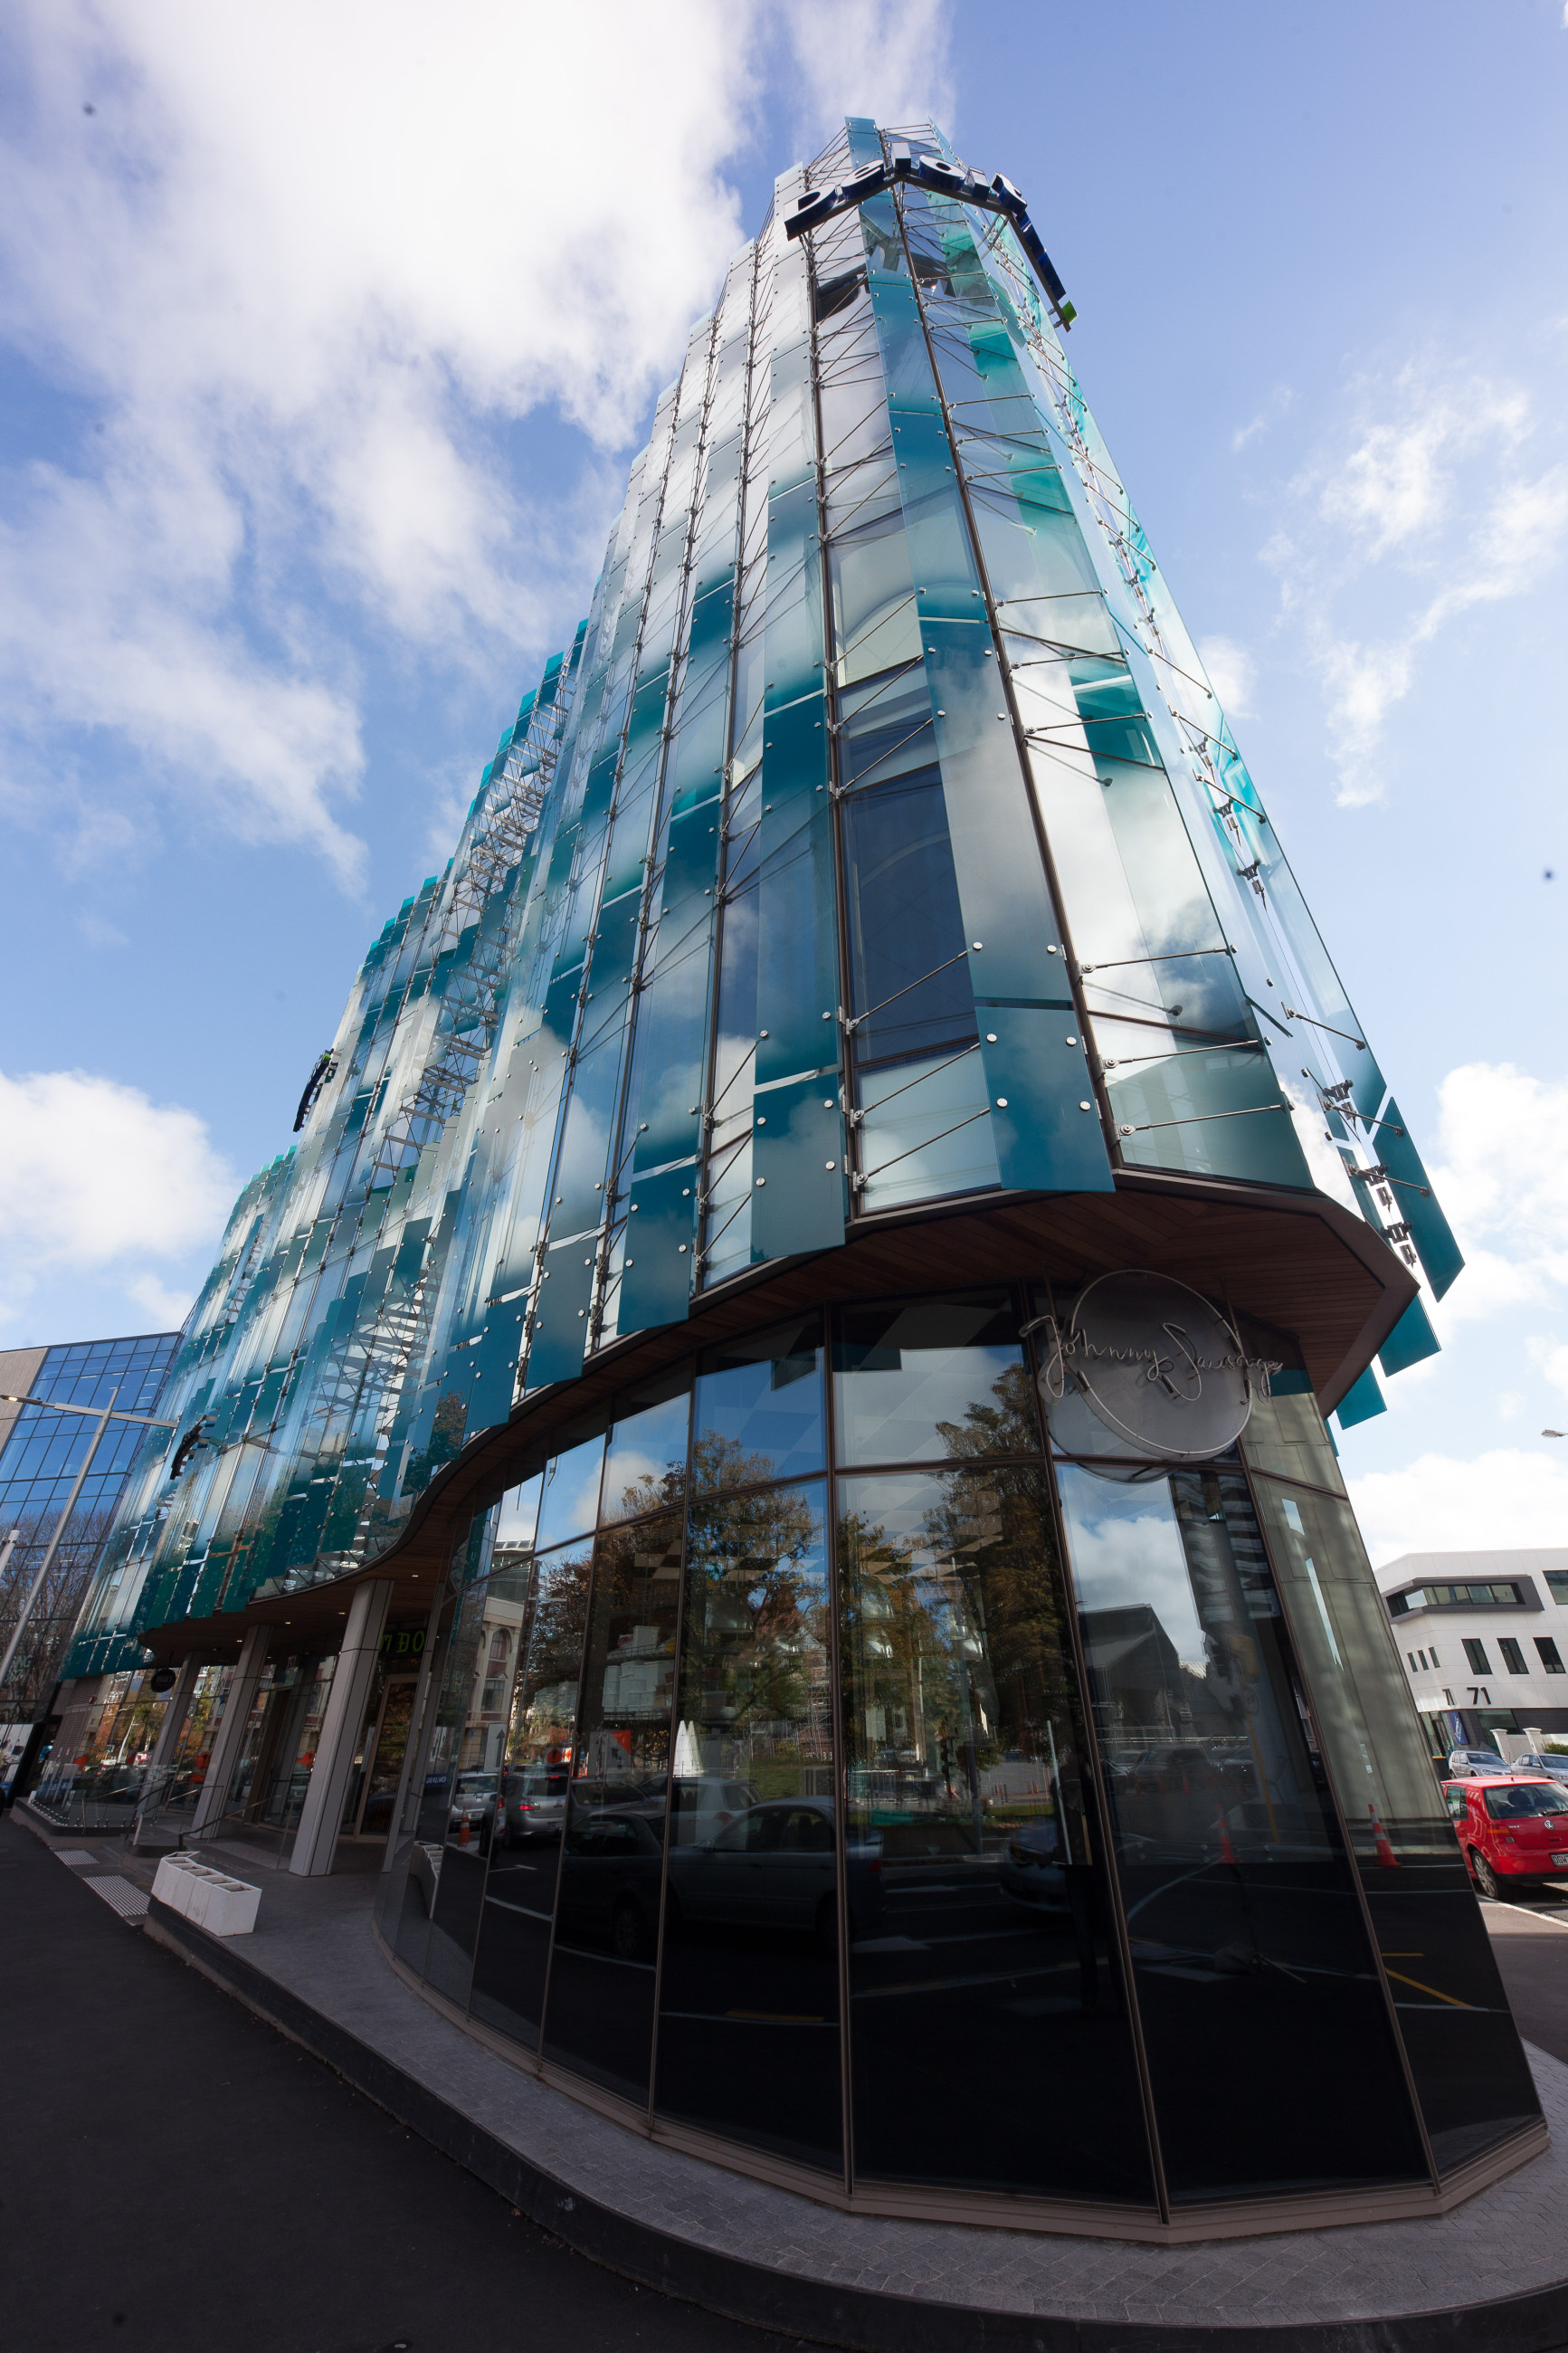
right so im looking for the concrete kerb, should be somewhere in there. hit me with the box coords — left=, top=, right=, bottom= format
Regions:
left=134, top=1889, right=1568, bottom=2353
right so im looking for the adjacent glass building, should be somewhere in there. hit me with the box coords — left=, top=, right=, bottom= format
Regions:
left=55, top=119, right=1539, bottom=2238
left=0, top=1330, right=180, bottom=1727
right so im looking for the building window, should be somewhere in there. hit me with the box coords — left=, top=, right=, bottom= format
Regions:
left=1499, top=1637, right=1527, bottom=1674
left=1463, top=1638, right=1492, bottom=1675
left=1546, top=1572, right=1568, bottom=1604
left=1429, top=1647, right=1440, bottom=1667
left=1537, top=1637, right=1566, bottom=1675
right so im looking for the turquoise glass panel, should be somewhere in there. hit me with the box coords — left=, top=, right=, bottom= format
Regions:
left=526, top=1245, right=595, bottom=1392
left=755, top=698, right=834, bottom=1088
left=1376, top=1101, right=1465, bottom=1300
left=618, top=1161, right=698, bottom=1338
left=1335, top=1366, right=1386, bottom=1429
left=973, top=1005, right=1111, bottom=1196
left=1378, top=1296, right=1441, bottom=1379
left=751, top=1074, right=847, bottom=1255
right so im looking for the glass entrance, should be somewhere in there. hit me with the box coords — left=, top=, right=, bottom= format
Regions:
left=347, top=1676, right=417, bottom=1840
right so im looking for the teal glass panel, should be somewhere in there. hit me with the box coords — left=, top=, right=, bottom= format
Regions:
left=526, top=1244, right=596, bottom=1392
left=858, top=1046, right=998, bottom=1213
left=921, top=621, right=1067, bottom=999
left=754, top=699, right=834, bottom=1088
left=1335, top=1366, right=1386, bottom=1429
left=1376, top=1102, right=1465, bottom=1300
left=751, top=1074, right=846, bottom=1255
left=1110, top=1050, right=1308, bottom=1189
left=548, top=1015, right=625, bottom=1243
left=890, top=414, right=983, bottom=622
left=468, top=1300, right=525, bottom=1433
left=618, top=1162, right=698, bottom=1339
left=974, top=1005, right=1112, bottom=1196
left=626, top=798, right=721, bottom=1176
left=868, top=272, right=941, bottom=418
left=1378, top=1297, right=1441, bottom=1379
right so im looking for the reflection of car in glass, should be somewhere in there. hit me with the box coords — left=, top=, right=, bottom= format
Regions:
left=1126, top=1745, right=1254, bottom=1798
left=998, top=1815, right=1069, bottom=1911
left=1446, top=1745, right=1511, bottom=1778
left=670, top=1776, right=756, bottom=1839
left=448, top=1770, right=499, bottom=1849
left=667, top=1797, right=883, bottom=1940
left=556, top=1808, right=665, bottom=1960
left=1444, top=1774, right=1568, bottom=1898
left=499, top=1761, right=569, bottom=1846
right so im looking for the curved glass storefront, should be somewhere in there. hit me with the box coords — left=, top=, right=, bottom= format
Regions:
left=375, top=1286, right=1539, bottom=2227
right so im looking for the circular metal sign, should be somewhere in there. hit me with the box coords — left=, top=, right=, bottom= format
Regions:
left=1035, top=1271, right=1275, bottom=1462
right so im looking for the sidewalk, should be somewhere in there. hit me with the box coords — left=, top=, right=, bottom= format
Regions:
left=15, top=1799, right=1568, bottom=2353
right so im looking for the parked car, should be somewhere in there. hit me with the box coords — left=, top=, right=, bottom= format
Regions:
left=998, top=1815, right=1069, bottom=1912
left=555, top=1807, right=665, bottom=1960
left=1445, top=1746, right=1513, bottom=1778
left=1443, top=1774, right=1568, bottom=1898
left=499, top=1760, right=569, bottom=1846
left=447, top=1769, right=499, bottom=1850
left=1510, top=1750, right=1568, bottom=1786
left=666, top=1796, right=884, bottom=1941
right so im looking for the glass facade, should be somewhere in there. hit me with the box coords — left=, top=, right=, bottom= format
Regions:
left=69, top=117, right=1461, bottom=1690
left=61, top=118, right=1528, bottom=2234
left=0, top=1330, right=179, bottom=1720
left=372, top=1286, right=1539, bottom=2223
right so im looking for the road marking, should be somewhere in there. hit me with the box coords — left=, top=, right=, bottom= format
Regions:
left=1383, top=1966, right=1469, bottom=2007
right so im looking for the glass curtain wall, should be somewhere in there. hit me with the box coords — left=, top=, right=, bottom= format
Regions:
left=374, top=1285, right=1529, bottom=2221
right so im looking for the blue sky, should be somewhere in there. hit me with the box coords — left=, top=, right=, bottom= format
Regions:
left=1, top=0, right=1565, bottom=1560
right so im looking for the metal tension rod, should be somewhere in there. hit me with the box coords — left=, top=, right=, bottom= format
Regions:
left=784, top=149, right=1077, bottom=331
left=1283, top=1006, right=1366, bottom=1051
left=1079, top=946, right=1234, bottom=975
left=1117, top=1100, right=1288, bottom=1136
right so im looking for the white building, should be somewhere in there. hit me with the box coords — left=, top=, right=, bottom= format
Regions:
left=1374, top=1548, right=1568, bottom=1758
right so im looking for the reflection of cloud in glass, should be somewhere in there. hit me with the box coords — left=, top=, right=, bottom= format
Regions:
left=537, top=1435, right=604, bottom=1548
left=1054, top=1467, right=1204, bottom=1672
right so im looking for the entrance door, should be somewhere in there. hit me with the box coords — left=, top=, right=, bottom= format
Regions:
left=352, top=1678, right=416, bottom=1840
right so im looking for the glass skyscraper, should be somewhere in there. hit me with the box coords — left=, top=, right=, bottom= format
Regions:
left=0, top=1329, right=179, bottom=1728
left=57, top=119, right=1535, bottom=2238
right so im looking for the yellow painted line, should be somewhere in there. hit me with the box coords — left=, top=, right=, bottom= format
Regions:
left=1383, top=1966, right=1470, bottom=2008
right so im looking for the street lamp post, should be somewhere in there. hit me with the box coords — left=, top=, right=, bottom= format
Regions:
left=0, top=1388, right=179, bottom=1697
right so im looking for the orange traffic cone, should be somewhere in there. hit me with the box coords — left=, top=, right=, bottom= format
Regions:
left=1369, top=1805, right=1398, bottom=1867
left=1216, top=1812, right=1237, bottom=1865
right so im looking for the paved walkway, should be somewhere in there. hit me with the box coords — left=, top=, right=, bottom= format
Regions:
left=11, top=1806, right=1568, bottom=2352
left=0, top=1815, right=804, bottom=2353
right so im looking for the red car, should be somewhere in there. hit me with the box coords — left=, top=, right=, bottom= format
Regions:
left=1444, top=1774, right=1568, bottom=1899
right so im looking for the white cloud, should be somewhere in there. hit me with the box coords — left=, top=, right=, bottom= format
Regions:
left=1261, top=362, right=1566, bottom=803
left=1427, top=1062, right=1568, bottom=1319
left=0, top=3, right=953, bottom=883
left=1197, top=634, right=1254, bottom=719
left=1351, top=1447, right=1568, bottom=1566
left=126, top=1272, right=199, bottom=1330
left=0, top=1068, right=234, bottom=1330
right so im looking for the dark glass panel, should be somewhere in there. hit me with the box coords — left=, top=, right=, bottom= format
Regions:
left=600, top=1377, right=691, bottom=1526
left=833, top=1292, right=1031, bottom=1467
left=692, top=1316, right=824, bottom=1491
left=542, top=1514, right=684, bottom=2106
left=656, top=1480, right=840, bottom=2174
left=838, top=1468, right=1153, bottom=2205
left=1247, top=1468, right=1543, bottom=2172
left=422, top=1557, right=535, bottom=2008
left=841, top=770, right=975, bottom=1070
left=469, top=1539, right=592, bottom=2051
left=1055, top=1461, right=1430, bottom=2201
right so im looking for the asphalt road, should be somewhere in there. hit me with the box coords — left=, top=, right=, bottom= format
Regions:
left=0, top=1815, right=812, bottom=2353
left=1480, top=1887, right=1568, bottom=2067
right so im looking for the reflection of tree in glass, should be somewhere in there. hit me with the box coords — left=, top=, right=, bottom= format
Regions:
left=684, top=1449, right=824, bottom=1753
left=508, top=1545, right=591, bottom=1762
